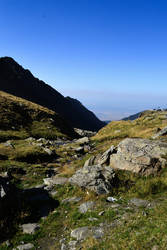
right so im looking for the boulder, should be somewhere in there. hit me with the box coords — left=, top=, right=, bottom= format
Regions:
left=110, top=138, right=167, bottom=175
left=69, top=164, right=117, bottom=194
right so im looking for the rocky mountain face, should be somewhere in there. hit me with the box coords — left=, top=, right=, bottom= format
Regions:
left=0, top=57, right=105, bottom=131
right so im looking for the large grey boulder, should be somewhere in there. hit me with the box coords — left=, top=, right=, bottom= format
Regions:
left=69, top=164, right=116, bottom=194
left=110, top=138, right=167, bottom=175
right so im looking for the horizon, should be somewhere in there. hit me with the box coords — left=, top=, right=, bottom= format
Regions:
left=1, top=0, right=167, bottom=120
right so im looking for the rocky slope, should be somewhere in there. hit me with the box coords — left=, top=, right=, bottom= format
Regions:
left=0, top=57, right=105, bottom=131
left=1, top=107, right=167, bottom=249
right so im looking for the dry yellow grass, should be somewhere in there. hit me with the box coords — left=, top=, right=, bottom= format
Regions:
left=93, top=110, right=167, bottom=143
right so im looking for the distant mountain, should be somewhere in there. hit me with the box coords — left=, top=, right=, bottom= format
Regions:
left=122, top=111, right=144, bottom=121
left=0, top=57, right=105, bottom=131
left=103, top=120, right=111, bottom=124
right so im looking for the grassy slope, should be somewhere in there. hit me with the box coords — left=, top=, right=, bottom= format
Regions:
left=92, top=110, right=167, bottom=152
left=0, top=91, right=77, bottom=141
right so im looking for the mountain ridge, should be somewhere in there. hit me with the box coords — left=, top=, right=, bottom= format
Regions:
left=0, top=57, right=105, bottom=131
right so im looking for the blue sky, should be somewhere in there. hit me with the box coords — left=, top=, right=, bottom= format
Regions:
left=1, top=0, right=167, bottom=120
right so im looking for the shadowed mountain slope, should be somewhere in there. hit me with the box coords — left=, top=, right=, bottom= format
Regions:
left=0, top=90, right=78, bottom=140
left=0, top=57, right=105, bottom=131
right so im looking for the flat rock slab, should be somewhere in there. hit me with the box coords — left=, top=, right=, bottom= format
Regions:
left=69, top=164, right=116, bottom=194
left=62, top=197, right=82, bottom=203
left=15, top=243, right=34, bottom=250
left=79, top=201, right=95, bottom=213
left=71, top=227, right=90, bottom=240
left=75, top=137, right=89, bottom=145
left=110, top=138, right=167, bottom=175
left=21, top=223, right=40, bottom=234
left=129, top=198, right=150, bottom=207
left=44, top=177, right=68, bottom=186
left=71, top=226, right=104, bottom=241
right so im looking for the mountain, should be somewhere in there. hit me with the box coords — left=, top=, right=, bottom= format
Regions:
left=122, top=111, right=145, bottom=121
left=0, top=57, right=105, bottom=131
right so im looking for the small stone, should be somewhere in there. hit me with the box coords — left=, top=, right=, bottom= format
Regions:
left=79, top=201, right=95, bottom=213
left=98, top=211, right=105, bottom=216
left=89, top=217, right=98, bottom=221
left=5, top=240, right=10, bottom=246
left=106, top=197, right=117, bottom=202
left=75, top=146, right=84, bottom=154
left=43, top=177, right=68, bottom=186
left=129, top=198, right=149, bottom=207
left=21, top=223, right=40, bottom=234
left=49, top=190, right=58, bottom=196
left=92, top=227, right=104, bottom=239
left=61, top=243, right=67, bottom=250
left=16, top=243, right=34, bottom=250
left=152, top=246, right=159, bottom=250
left=68, top=240, right=77, bottom=247
left=43, top=148, right=53, bottom=155
left=71, top=227, right=90, bottom=240
left=62, top=197, right=82, bottom=203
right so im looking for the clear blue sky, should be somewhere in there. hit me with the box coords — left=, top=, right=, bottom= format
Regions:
left=1, top=0, right=167, bottom=120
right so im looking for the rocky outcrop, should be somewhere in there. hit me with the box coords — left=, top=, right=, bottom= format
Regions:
left=69, top=164, right=117, bottom=194
left=74, top=128, right=96, bottom=137
left=152, top=126, right=167, bottom=139
left=84, top=146, right=115, bottom=167
left=110, top=138, right=167, bottom=175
